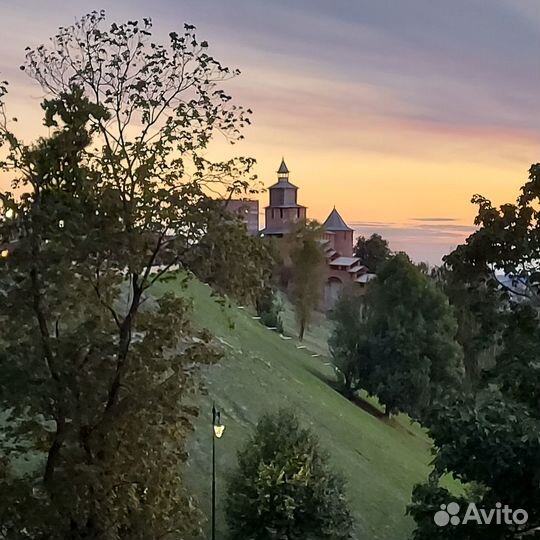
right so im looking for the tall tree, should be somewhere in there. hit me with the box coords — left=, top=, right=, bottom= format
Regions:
left=432, top=266, right=504, bottom=391
left=437, top=164, right=540, bottom=391
left=185, top=199, right=274, bottom=305
left=287, top=220, right=326, bottom=340
left=353, top=233, right=391, bottom=272
left=328, top=287, right=367, bottom=397
left=359, top=254, right=463, bottom=418
left=0, top=12, right=253, bottom=539
left=409, top=165, right=540, bottom=540
left=444, top=163, right=540, bottom=306
left=226, top=409, right=353, bottom=540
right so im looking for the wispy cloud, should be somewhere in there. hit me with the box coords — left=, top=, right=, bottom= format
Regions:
left=412, top=217, right=459, bottom=222
left=1, top=0, right=537, bottom=264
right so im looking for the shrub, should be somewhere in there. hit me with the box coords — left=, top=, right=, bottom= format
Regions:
left=256, top=287, right=284, bottom=333
left=226, top=410, right=353, bottom=540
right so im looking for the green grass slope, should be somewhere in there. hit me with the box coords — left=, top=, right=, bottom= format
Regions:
left=153, top=276, right=437, bottom=540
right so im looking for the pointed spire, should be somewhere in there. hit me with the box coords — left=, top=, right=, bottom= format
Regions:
left=277, top=157, right=289, bottom=175
left=323, top=207, right=353, bottom=231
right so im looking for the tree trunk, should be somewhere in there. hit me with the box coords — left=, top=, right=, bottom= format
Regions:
left=298, top=318, right=305, bottom=341
left=344, top=371, right=354, bottom=399
left=43, top=415, right=66, bottom=487
left=384, top=404, right=391, bottom=419
left=105, top=274, right=142, bottom=412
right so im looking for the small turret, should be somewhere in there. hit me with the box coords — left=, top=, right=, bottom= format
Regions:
left=277, top=158, right=289, bottom=182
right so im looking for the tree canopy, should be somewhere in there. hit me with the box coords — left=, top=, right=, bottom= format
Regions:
left=0, top=12, right=255, bottom=539
left=353, top=233, right=391, bottom=273
left=348, top=254, right=463, bottom=417
left=286, top=220, right=326, bottom=340
left=432, top=266, right=504, bottom=391
left=410, top=165, right=540, bottom=539
left=328, top=287, right=367, bottom=397
left=226, top=410, right=353, bottom=540
left=185, top=199, right=274, bottom=305
left=444, top=163, right=540, bottom=306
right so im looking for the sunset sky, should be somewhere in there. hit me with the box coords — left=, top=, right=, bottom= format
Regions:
left=1, top=0, right=539, bottom=263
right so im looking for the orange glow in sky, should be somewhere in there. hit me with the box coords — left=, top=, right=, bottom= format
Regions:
left=1, top=1, right=539, bottom=263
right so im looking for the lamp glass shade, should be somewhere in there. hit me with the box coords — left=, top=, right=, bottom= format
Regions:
left=1, top=249, right=9, bottom=258
left=213, top=424, right=225, bottom=439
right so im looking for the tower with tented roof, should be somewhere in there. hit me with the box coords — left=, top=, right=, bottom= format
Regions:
left=261, top=158, right=307, bottom=236
left=260, top=158, right=374, bottom=308
left=323, top=206, right=354, bottom=257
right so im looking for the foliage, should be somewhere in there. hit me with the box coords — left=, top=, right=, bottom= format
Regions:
left=256, top=286, right=284, bottom=333
left=358, top=254, right=464, bottom=417
left=444, top=163, right=540, bottom=306
left=328, top=287, right=367, bottom=397
left=0, top=11, right=254, bottom=539
left=408, top=481, right=492, bottom=540
left=409, top=304, right=540, bottom=540
left=408, top=387, right=540, bottom=539
left=225, top=409, right=353, bottom=540
left=410, top=166, right=540, bottom=539
left=490, top=303, right=540, bottom=411
left=353, top=233, right=391, bottom=273
left=432, top=266, right=504, bottom=391
left=287, top=220, right=326, bottom=340
left=185, top=199, right=274, bottom=305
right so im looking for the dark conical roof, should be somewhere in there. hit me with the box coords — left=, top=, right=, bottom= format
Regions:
left=277, top=158, right=289, bottom=174
left=323, top=207, right=353, bottom=232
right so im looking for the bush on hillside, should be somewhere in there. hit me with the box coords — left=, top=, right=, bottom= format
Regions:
left=256, top=287, right=284, bottom=333
left=225, top=409, right=353, bottom=540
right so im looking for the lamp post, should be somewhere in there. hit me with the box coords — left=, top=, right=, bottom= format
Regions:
left=212, top=403, right=225, bottom=540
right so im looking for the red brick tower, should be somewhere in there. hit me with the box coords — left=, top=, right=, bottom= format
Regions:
left=261, top=159, right=307, bottom=237
left=323, top=207, right=354, bottom=257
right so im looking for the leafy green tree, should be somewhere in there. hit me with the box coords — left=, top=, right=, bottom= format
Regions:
left=432, top=266, right=504, bottom=391
left=353, top=233, right=391, bottom=272
left=328, top=287, right=367, bottom=397
left=409, top=332, right=540, bottom=540
left=0, top=11, right=253, bottom=539
left=226, top=409, right=353, bottom=540
left=256, top=285, right=284, bottom=333
left=409, top=167, right=540, bottom=539
left=408, top=387, right=540, bottom=539
left=444, top=163, right=540, bottom=306
left=287, top=221, right=326, bottom=340
left=185, top=199, right=274, bottom=305
left=491, top=304, right=540, bottom=411
left=360, top=254, right=463, bottom=418
left=437, top=163, right=540, bottom=390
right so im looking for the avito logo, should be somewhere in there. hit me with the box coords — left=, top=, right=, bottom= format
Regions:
left=434, top=502, right=528, bottom=527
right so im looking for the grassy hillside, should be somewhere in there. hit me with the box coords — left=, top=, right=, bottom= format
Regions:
left=152, top=276, right=440, bottom=540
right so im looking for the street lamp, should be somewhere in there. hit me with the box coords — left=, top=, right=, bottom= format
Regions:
left=212, top=403, right=225, bottom=540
